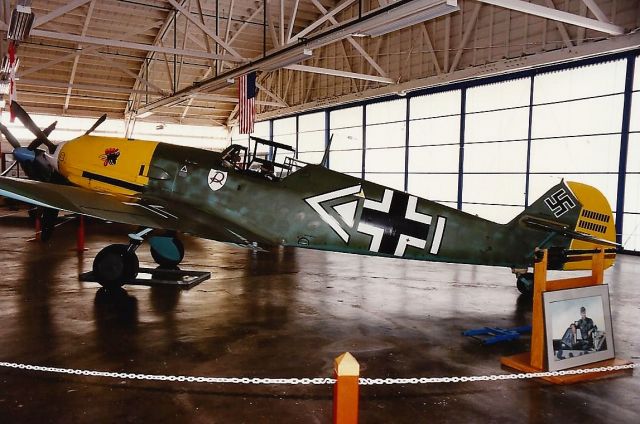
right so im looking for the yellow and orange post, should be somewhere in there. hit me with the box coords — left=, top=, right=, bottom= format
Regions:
left=333, top=352, right=360, bottom=424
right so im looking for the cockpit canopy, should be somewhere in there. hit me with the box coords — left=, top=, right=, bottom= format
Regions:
left=220, top=136, right=298, bottom=181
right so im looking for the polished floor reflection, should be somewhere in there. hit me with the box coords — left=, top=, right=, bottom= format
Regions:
left=0, top=211, right=638, bottom=423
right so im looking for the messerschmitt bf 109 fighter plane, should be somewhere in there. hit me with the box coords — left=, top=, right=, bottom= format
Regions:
left=0, top=103, right=618, bottom=294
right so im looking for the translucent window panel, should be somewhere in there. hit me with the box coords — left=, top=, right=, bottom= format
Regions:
left=299, top=112, right=325, bottom=132
left=464, top=140, right=527, bottom=173
left=273, top=117, right=295, bottom=136
left=461, top=203, right=525, bottom=224
left=627, top=133, right=640, bottom=172
left=408, top=145, right=459, bottom=173
left=367, top=99, right=406, bottom=125
left=530, top=135, right=620, bottom=173
left=330, top=150, right=362, bottom=174
left=465, top=108, right=529, bottom=143
left=533, top=60, right=627, bottom=103
left=624, top=174, right=640, bottom=213
left=528, top=174, right=618, bottom=209
left=298, top=151, right=324, bottom=164
left=330, top=126, right=362, bottom=173
left=409, top=115, right=460, bottom=146
left=411, top=90, right=461, bottom=119
left=630, top=92, right=640, bottom=131
left=331, top=126, right=362, bottom=151
left=365, top=173, right=405, bottom=191
left=466, top=78, right=530, bottom=112
left=622, top=213, right=640, bottom=251
left=635, top=55, right=640, bottom=90
left=408, top=174, right=458, bottom=203
left=298, top=130, right=325, bottom=153
left=531, top=95, right=624, bottom=138
left=253, top=121, right=270, bottom=139
left=366, top=122, right=405, bottom=149
left=462, top=174, right=526, bottom=206
left=331, top=106, right=362, bottom=129
left=365, top=146, right=405, bottom=173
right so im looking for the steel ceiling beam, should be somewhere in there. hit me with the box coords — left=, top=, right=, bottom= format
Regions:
left=138, top=0, right=442, bottom=114
left=477, top=0, right=624, bottom=35
left=32, top=0, right=93, bottom=28
left=285, top=64, right=394, bottom=83
left=26, top=29, right=243, bottom=61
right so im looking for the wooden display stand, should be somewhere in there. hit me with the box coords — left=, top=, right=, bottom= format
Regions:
left=501, top=248, right=633, bottom=384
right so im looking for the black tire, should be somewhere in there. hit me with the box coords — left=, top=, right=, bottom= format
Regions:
left=150, top=237, right=185, bottom=268
left=516, top=272, right=534, bottom=297
left=92, top=244, right=139, bottom=288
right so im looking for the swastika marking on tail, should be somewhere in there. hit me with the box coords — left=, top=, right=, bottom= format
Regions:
left=544, top=188, right=576, bottom=218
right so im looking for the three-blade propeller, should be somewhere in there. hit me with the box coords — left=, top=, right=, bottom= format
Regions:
left=0, top=103, right=108, bottom=241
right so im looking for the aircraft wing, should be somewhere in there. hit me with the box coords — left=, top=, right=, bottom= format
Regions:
left=0, top=176, right=267, bottom=248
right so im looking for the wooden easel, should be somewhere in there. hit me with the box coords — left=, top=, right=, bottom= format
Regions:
left=501, top=248, right=633, bottom=384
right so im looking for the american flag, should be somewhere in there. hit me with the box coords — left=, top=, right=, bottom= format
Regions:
left=238, top=72, right=256, bottom=134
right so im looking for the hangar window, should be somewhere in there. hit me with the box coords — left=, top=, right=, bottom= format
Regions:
left=462, top=78, right=530, bottom=223
left=623, top=56, right=640, bottom=251
left=365, top=99, right=406, bottom=191
left=408, top=90, right=461, bottom=207
left=329, top=106, right=363, bottom=177
left=298, top=112, right=326, bottom=164
left=529, top=60, right=626, bottom=209
left=273, top=117, right=296, bottom=165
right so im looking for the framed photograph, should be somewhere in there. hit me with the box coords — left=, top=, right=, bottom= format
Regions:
left=544, top=285, right=614, bottom=371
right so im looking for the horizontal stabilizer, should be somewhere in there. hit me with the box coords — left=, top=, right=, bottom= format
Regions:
left=522, top=216, right=620, bottom=248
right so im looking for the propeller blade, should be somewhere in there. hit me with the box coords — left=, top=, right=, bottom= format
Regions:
left=11, top=102, right=57, bottom=154
left=0, top=122, right=21, bottom=149
left=85, top=114, right=107, bottom=135
left=43, top=121, right=57, bottom=136
left=27, top=121, right=58, bottom=150
left=0, top=160, right=17, bottom=177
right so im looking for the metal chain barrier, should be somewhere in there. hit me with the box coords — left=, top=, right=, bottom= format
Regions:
left=0, top=361, right=636, bottom=385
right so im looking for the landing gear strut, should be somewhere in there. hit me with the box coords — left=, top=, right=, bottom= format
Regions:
left=91, top=228, right=152, bottom=288
left=92, top=244, right=139, bottom=288
left=91, top=229, right=186, bottom=288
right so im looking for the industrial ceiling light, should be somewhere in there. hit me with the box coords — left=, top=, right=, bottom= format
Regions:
left=0, top=56, right=19, bottom=95
left=262, top=48, right=313, bottom=72
left=358, top=0, right=458, bottom=37
left=7, top=5, right=35, bottom=42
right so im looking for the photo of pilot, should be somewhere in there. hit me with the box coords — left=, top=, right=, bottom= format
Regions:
left=549, top=298, right=608, bottom=361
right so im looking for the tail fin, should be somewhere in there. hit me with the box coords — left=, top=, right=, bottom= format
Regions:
left=510, top=181, right=617, bottom=270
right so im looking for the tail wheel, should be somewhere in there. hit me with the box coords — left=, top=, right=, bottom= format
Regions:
left=516, top=272, right=534, bottom=297
left=149, top=236, right=184, bottom=268
left=92, top=244, right=139, bottom=288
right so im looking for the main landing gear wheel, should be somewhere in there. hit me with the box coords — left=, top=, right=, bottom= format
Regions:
left=516, top=272, right=534, bottom=297
left=92, top=244, right=139, bottom=289
left=149, top=236, right=184, bottom=268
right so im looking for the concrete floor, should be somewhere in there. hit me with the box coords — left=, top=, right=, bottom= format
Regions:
left=0, top=209, right=638, bottom=423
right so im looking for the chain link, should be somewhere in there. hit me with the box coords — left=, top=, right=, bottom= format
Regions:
left=0, top=361, right=636, bottom=386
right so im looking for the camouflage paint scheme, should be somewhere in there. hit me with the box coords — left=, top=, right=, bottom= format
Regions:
left=0, top=135, right=617, bottom=271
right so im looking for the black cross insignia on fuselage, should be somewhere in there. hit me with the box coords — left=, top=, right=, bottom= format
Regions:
left=360, top=191, right=431, bottom=255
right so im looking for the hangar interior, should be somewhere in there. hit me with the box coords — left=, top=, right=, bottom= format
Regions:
left=0, top=0, right=639, bottom=422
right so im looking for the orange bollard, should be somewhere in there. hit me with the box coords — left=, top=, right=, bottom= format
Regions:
left=76, top=215, right=86, bottom=252
left=333, top=352, right=360, bottom=424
